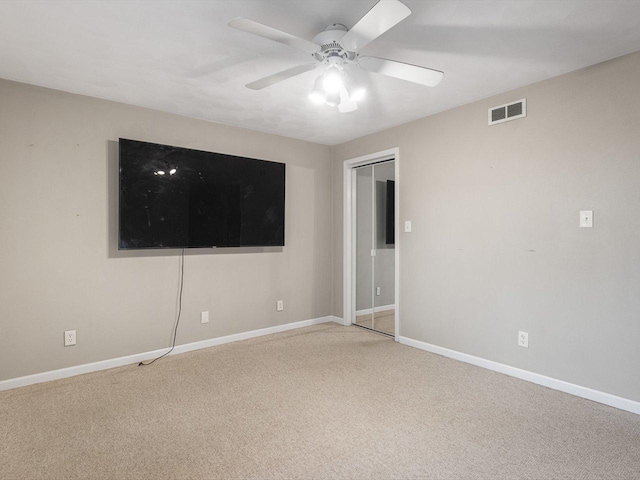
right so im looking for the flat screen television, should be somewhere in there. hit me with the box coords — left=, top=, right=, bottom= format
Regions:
left=119, top=138, right=285, bottom=249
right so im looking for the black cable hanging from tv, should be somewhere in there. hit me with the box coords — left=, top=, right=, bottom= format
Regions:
left=138, top=248, right=185, bottom=366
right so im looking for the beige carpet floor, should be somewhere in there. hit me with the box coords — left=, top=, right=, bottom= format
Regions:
left=1, top=323, right=639, bottom=480
left=355, top=309, right=395, bottom=335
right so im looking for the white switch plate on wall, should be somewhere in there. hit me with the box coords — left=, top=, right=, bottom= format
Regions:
left=404, top=220, right=412, bottom=233
left=201, top=311, right=209, bottom=324
left=580, top=210, right=593, bottom=228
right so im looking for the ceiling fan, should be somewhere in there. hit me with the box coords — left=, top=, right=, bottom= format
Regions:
left=229, top=0, right=443, bottom=113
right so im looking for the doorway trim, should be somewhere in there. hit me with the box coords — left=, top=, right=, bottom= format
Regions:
left=343, top=147, right=400, bottom=341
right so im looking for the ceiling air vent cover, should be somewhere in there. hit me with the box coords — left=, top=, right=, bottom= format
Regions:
left=488, top=98, right=526, bottom=126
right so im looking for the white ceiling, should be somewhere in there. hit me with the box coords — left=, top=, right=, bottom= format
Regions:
left=1, top=0, right=640, bottom=145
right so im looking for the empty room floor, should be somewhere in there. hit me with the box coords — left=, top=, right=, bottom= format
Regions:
left=1, top=323, right=639, bottom=479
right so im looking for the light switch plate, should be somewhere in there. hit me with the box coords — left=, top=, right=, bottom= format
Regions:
left=404, top=220, right=412, bottom=233
left=201, top=311, right=209, bottom=324
left=580, top=210, right=593, bottom=228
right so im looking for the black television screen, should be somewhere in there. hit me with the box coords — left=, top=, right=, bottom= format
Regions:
left=385, top=180, right=395, bottom=245
left=119, top=138, right=285, bottom=249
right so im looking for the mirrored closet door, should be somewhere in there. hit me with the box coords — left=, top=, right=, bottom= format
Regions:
left=354, top=160, right=395, bottom=336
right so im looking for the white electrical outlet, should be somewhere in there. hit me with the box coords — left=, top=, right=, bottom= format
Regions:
left=201, top=311, right=209, bottom=324
left=276, top=300, right=284, bottom=312
left=376, top=286, right=381, bottom=296
left=64, top=330, right=76, bottom=347
left=518, top=331, right=529, bottom=348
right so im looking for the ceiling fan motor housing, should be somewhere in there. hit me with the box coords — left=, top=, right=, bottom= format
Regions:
left=312, top=24, right=357, bottom=63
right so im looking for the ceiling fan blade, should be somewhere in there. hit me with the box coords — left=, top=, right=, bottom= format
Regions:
left=341, top=0, right=411, bottom=52
left=229, top=18, right=320, bottom=54
left=358, top=56, right=444, bottom=87
left=246, top=63, right=318, bottom=90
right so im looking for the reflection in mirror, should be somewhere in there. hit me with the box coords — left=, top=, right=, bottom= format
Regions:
left=373, top=161, right=395, bottom=335
left=354, top=160, right=395, bottom=336
left=355, top=165, right=373, bottom=331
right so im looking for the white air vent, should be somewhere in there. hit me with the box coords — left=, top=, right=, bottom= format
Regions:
left=488, top=98, right=526, bottom=125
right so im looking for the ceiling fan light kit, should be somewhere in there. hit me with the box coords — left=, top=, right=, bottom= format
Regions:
left=309, top=77, right=327, bottom=104
left=322, top=66, right=343, bottom=93
left=229, top=0, right=444, bottom=113
left=348, top=81, right=366, bottom=103
left=307, top=63, right=366, bottom=111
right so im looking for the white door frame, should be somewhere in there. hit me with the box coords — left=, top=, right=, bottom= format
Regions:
left=343, top=147, right=400, bottom=341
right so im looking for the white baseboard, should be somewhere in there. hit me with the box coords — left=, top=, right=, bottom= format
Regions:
left=355, top=304, right=395, bottom=316
left=399, top=336, right=640, bottom=416
left=330, top=315, right=349, bottom=326
left=0, top=316, right=340, bottom=393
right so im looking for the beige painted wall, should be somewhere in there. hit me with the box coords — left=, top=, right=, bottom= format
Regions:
left=0, top=79, right=332, bottom=381
left=332, top=51, right=640, bottom=402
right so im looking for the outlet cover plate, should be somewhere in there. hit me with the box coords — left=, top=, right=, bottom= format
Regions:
left=201, top=311, right=209, bottom=324
left=64, top=330, right=76, bottom=347
left=276, top=300, right=284, bottom=312
left=518, top=331, right=529, bottom=348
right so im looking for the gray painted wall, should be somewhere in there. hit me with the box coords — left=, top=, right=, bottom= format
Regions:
left=0, top=79, right=333, bottom=381
left=332, top=51, right=640, bottom=402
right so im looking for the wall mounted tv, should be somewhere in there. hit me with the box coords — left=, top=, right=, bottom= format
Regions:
left=119, top=138, right=285, bottom=249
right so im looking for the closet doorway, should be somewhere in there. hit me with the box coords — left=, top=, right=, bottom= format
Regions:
left=354, top=160, right=395, bottom=335
left=343, top=148, right=399, bottom=339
